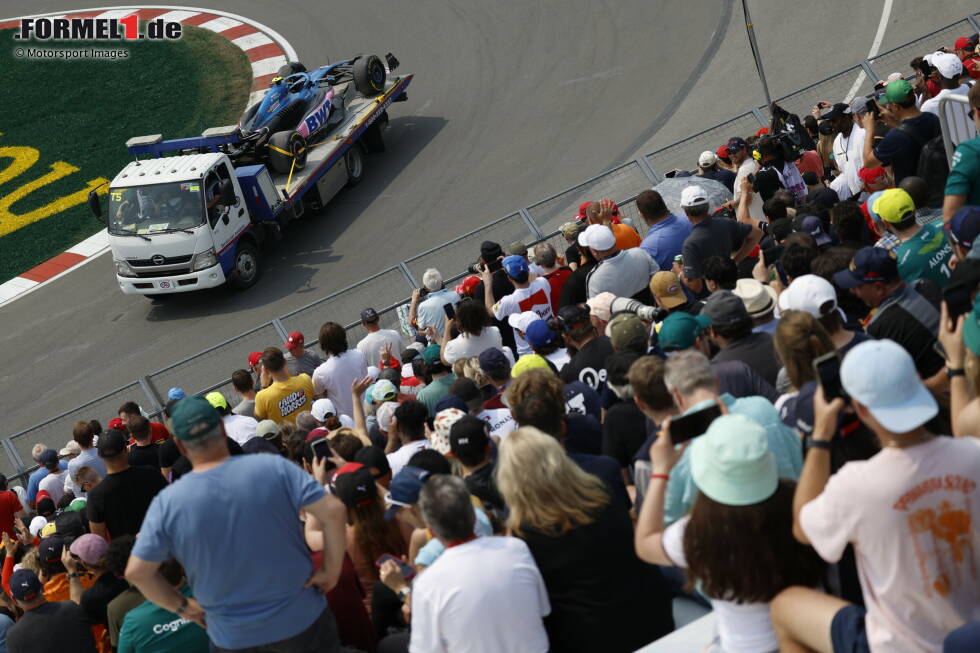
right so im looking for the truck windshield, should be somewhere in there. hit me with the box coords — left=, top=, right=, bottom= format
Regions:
left=108, top=182, right=205, bottom=235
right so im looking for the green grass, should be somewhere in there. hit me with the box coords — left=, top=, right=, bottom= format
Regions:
left=0, top=25, right=252, bottom=282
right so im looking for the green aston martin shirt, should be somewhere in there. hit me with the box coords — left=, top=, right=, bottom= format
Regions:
left=895, top=222, right=953, bottom=289
left=946, top=136, right=980, bottom=205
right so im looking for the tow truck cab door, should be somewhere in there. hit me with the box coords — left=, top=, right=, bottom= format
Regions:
left=204, top=161, right=247, bottom=263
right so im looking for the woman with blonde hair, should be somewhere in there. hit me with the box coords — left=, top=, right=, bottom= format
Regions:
left=772, top=309, right=835, bottom=414
left=495, top=427, right=673, bottom=653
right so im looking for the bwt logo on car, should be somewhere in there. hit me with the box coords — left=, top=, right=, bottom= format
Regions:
left=15, top=14, right=182, bottom=40
left=302, top=98, right=332, bottom=135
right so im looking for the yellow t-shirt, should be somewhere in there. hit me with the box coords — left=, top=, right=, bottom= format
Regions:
left=254, top=374, right=314, bottom=423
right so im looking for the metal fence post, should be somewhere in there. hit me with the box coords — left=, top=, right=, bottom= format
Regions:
left=634, top=157, right=660, bottom=185
left=397, top=262, right=419, bottom=290
left=967, top=13, right=980, bottom=34
left=138, top=377, right=163, bottom=415
left=270, top=318, right=290, bottom=342
left=2, top=438, right=28, bottom=488
left=518, top=209, right=545, bottom=241
left=751, top=107, right=768, bottom=127
left=860, top=60, right=879, bottom=86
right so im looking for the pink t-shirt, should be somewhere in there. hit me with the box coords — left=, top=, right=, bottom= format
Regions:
left=800, top=437, right=980, bottom=653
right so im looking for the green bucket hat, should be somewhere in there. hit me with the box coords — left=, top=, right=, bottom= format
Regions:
left=690, top=413, right=778, bottom=506
left=169, top=396, right=221, bottom=441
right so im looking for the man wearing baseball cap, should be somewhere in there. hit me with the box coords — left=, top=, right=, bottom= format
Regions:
left=862, top=78, right=941, bottom=184
left=6, top=568, right=97, bottom=652
left=584, top=199, right=642, bottom=250
left=774, top=339, right=980, bottom=653
left=282, top=330, right=324, bottom=378
left=778, top=274, right=869, bottom=356
left=649, top=271, right=694, bottom=315
left=834, top=246, right=945, bottom=381
left=484, top=254, right=553, bottom=355
left=945, top=206, right=980, bottom=267
left=127, top=396, right=349, bottom=652
left=874, top=188, right=953, bottom=288
left=696, top=150, right=736, bottom=192
left=579, top=223, right=659, bottom=301
left=921, top=52, right=972, bottom=140
left=355, top=308, right=403, bottom=368
left=703, top=290, right=780, bottom=386
left=680, top=184, right=762, bottom=297
left=728, top=137, right=765, bottom=222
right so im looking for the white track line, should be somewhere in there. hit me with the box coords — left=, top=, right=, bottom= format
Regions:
left=844, top=0, right=894, bottom=102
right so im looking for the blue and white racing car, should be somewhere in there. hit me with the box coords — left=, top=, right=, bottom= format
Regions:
left=233, top=53, right=401, bottom=173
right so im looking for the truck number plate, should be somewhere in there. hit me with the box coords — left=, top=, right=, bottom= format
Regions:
left=159, top=281, right=172, bottom=289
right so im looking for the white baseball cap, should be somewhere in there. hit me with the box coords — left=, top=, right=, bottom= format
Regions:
left=841, top=339, right=938, bottom=433
left=507, top=310, right=540, bottom=333
left=777, top=274, right=841, bottom=320
left=698, top=151, right=718, bottom=168
left=376, top=401, right=399, bottom=433
left=311, top=398, right=337, bottom=422
left=680, top=185, right=709, bottom=208
left=927, top=51, right=964, bottom=79
left=578, top=224, right=616, bottom=250
left=29, top=516, right=47, bottom=538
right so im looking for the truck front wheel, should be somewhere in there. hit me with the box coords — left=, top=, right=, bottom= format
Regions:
left=231, top=242, right=261, bottom=290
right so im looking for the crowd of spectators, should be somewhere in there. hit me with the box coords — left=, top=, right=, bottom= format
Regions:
left=7, top=30, right=980, bottom=653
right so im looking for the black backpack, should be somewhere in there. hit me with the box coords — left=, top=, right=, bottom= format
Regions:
left=897, top=121, right=948, bottom=207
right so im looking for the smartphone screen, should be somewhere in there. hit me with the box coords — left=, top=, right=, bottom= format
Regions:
left=375, top=554, right=416, bottom=581
left=670, top=403, right=723, bottom=445
left=310, top=437, right=332, bottom=461
left=944, top=287, right=973, bottom=322
left=812, top=352, right=847, bottom=401
left=443, top=302, right=456, bottom=320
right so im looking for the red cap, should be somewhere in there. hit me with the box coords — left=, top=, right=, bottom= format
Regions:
left=755, top=127, right=770, bottom=137
left=858, top=166, right=888, bottom=185
left=247, top=351, right=262, bottom=367
left=454, top=275, right=481, bottom=296
left=955, top=36, right=973, bottom=51
left=284, top=331, right=304, bottom=349
left=107, top=417, right=125, bottom=430
left=36, top=490, right=51, bottom=504
left=305, top=427, right=330, bottom=442
left=574, top=201, right=591, bottom=221
left=716, top=145, right=730, bottom=160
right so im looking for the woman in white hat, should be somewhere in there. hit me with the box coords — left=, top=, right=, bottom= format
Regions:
left=635, top=412, right=823, bottom=652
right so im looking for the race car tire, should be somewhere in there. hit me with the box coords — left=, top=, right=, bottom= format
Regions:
left=268, top=131, right=308, bottom=174
left=345, top=145, right=364, bottom=187
left=231, top=241, right=261, bottom=290
left=353, top=55, right=387, bottom=96
left=277, top=61, right=307, bottom=78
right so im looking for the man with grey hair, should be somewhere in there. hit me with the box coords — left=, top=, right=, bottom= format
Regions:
left=295, top=411, right=319, bottom=433
left=27, top=443, right=67, bottom=507
left=411, top=268, right=459, bottom=340
left=533, top=241, right=571, bottom=314
left=393, top=474, right=550, bottom=653
left=127, top=396, right=348, bottom=652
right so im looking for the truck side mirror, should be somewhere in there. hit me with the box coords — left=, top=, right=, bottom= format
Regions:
left=87, top=189, right=104, bottom=221
left=220, top=179, right=237, bottom=206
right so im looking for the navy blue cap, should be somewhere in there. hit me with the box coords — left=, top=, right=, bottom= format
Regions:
left=946, top=206, right=980, bottom=250
left=833, top=247, right=899, bottom=289
left=501, top=255, right=529, bottom=279
left=434, top=394, right=468, bottom=414
left=800, top=215, right=832, bottom=246
left=478, top=347, right=510, bottom=373
left=727, top=136, right=748, bottom=151
left=384, top=466, right=431, bottom=520
left=525, top=319, right=557, bottom=347
left=9, top=569, right=41, bottom=602
left=38, top=449, right=58, bottom=467
left=563, top=381, right=601, bottom=418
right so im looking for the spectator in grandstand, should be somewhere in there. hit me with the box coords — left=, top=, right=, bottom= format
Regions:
left=649, top=271, right=699, bottom=315
left=636, top=413, right=822, bottom=653
left=496, top=426, right=672, bottom=652
left=772, top=309, right=835, bottom=397
left=946, top=207, right=980, bottom=268
left=703, top=255, right=739, bottom=292
left=525, top=319, right=571, bottom=371
left=829, top=200, right=871, bottom=249
left=772, top=339, right=980, bottom=653
left=117, top=559, right=207, bottom=652
left=64, top=422, right=105, bottom=500
left=944, top=84, right=980, bottom=222
left=680, top=185, right=762, bottom=297
left=6, top=568, right=96, bottom=653
left=901, top=175, right=943, bottom=224
left=778, top=274, right=870, bottom=355
left=103, top=535, right=141, bottom=649
left=484, top=254, right=553, bottom=352
left=733, top=278, right=778, bottom=334
left=558, top=221, right=584, bottom=271
left=704, top=290, right=780, bottom=386
left=37, top=449, right=69, bottom=506
left=448, top=414, right=505, bottom=515
left=954, top=35, right=980, bottom=79
left=834, top=247, right=945, bottom=383
left=821, top=100, right=868, bottom=200
left=312, top=324, right=368, bottom=421
left=637, top=188, right=692, bottom=271
left=557, top=304, right=615, bottom=395
left=439, top=298, right=503, bottom=365
left=118, top=402, right=170, bottom=443
left=283, top=331, right=323, bottom=377
left=757, top=136, right=807, bottom=203
left=127, top=396, right=348, bottom=653
left=533, top=242, right=572, bottom=314
left=126, top=416, right=161, bottom=469
left=585, top=199, right=641, bottom=250
left=558, top=239, right=598, bottom=308
left=863, top=78, right=941, bottom=184
left=26, top=443, right=67, bottom=507
left=729, top=137, right=766, bottom=222
left=920, top=51, right=973, bottom=147
left=696, top=150, right=736, bottom=192
left=206, top=392, right=258, bottom=447
left=579, top=224, right=658, bottom=301
left=230, top=369, right=257, bottom=418
left=63, top=533, right=128, bottom=629
left=254, top=347, right=315, bottom=424
left=385, top=400, right=431, bottom=477
left=601, top=351, right=647, bottom=473
left=411, top=268, right=460, bottom=338
left=393, top=475, right=549, bottom=653
left=416, top=346, right=455, bottom=416
left=87, top=429, right=167, bottom=539
left=355, top=308, right=403, bottom=367
left=780, top=242, right=819, bottom=284
left=872, top=187, right=953, bottom=288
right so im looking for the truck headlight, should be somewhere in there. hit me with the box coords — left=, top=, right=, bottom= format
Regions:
left=114, top=260, right=137, bottom=278
left=190, top=249, right=218, bottom=272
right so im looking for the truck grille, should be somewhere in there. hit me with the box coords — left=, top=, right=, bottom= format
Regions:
left=129, top=254, right=192, bottom=266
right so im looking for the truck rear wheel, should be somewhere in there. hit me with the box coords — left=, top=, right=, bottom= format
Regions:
left=353, top=55, right=386, bottom=96
left=345, top=145, right=364, bottom=187
left=268, top=131, right=307, bottom=174
left=231, top=242, right=261, bottom=289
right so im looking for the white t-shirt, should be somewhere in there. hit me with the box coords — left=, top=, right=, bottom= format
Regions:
left=442, top=327, right=503, bottom=364
left=222, top=414, right=258, bottom=446
left=477, top=407, right=517, bottom=441
left=734, top=158, right=765, bottom=222
left=663, top=516, right=778, bottom=653
left=39, top=470, right=69, bottom=506
left=544, top=348, right=570, bottom=372
left=800, top=437, right=980, bottom=653
left=830, top=124, right=867, bottom=199
left=491, top=278, right=553, bottom=355
left=311, top=350, right=368, bottom=420
left=410, top=536, right=550, bottom=653
left=921, top=85, right=975, bottom=147
left=356, top=329, right=403, bottom=367
left=386, top=439, right=430, bottom=477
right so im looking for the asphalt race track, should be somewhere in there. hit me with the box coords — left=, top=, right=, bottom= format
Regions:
left=1, top=0, right=978, bottom=436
